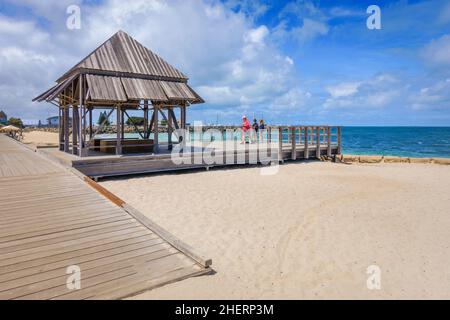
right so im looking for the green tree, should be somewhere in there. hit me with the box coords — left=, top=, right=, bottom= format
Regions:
left=97, top=111, right=110, bottom=127
left=126, top=116, right=144, bottom=126
left=7, top=117, right=24, bottom=128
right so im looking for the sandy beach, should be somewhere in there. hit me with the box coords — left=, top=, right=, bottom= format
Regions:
left=21, top=130, right=59, bottom=147
left=98, top=161, right=450, bottom=299
left=18, top=130, right=450, bottom=298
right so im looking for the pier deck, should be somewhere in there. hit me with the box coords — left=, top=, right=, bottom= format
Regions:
left=40, top=125, right=342, bottom=179
left=0, top=134, right=211, bottom=299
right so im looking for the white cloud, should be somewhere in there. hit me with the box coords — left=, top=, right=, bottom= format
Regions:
left=326, top=82, right=360, bottom=98
left=292, top=18, right=328, bottom=42
left=421, top=34, right=450, bottom=66
left=269, top=88, right=312, bottom=111
left=244, top=25, right=269, bottom=44
left=0, top=0, right=301, bottom=122
left=409, top=78, right=450, bottom=110
left=323, top=74, right=401, bottom=109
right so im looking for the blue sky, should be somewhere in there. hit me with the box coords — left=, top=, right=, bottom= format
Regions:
left=0, top=0, right=449, bottom=125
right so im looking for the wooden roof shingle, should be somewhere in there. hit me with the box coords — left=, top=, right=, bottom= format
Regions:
left=58, top=30, right=187, bottom=82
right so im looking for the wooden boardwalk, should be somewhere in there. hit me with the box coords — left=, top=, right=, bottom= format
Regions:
left=0, top=134, right=210, bottom=299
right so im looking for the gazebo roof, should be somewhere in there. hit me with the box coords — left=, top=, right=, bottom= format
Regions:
left=34, top=30, right=204, bottom=105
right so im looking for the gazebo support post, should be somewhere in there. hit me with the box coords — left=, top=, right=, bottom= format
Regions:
left=121, top=107, right=125, bottom=140
left=116, top=105, right=122, bottom=155
left=153, top=104, right=159, bottom=153
left=78, top=74, right=84, bottom=157
left=63, top=106, right=69, bottom=153
left=180, top=104, right=186, bottom=129
left=89, top=107, right=93, bottom=139
left=58, top=107, right=63, bottom=151
left=72, top=105, right=78, bottom=155
left=168, top=106, right=173, bottom=150
left=143, top=100, right=149, bottom=139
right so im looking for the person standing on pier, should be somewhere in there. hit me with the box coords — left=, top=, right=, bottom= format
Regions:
left=241, top=115, right=251, bottom=144
left=252, top=119, right=259, bottom=143
left=259, top=119, right=266, bottom=142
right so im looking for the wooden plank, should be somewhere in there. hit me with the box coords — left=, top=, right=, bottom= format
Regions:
left=0, top=135, right=210, bottom=299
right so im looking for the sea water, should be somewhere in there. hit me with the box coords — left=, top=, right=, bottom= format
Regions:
left=95, top=127, right=450, bottom=158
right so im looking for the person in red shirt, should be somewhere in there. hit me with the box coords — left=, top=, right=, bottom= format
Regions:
left=241, top=115, right=251, bottom=144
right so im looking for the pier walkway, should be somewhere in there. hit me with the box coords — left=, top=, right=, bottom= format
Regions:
left=0, top=134, right=210, bottom=299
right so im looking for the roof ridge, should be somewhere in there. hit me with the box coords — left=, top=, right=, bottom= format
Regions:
left=56, top=30, right=187, bottom=83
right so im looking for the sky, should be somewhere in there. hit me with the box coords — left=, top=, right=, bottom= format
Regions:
left=0, top=0, right=449, bottom=126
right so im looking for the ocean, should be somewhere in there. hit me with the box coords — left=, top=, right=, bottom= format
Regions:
left=342, top=127, right=450, bottom=158
left=96, top=127, right=450, bottom=159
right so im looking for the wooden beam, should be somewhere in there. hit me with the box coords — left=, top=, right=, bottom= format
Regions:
left=63, top=106, right=69, bottom=152
left=58, top=107, right=63, bottom=151
left=168, top=108, right=180, bottom=130
left=278, top=127, right=283, bottom=163
left=72, top=106, right=78, bottom=155
left=116, top=105, right=122, bottom=155
left=89, top=108, right=93, bottom=139
left=180, top=105, right=186, bottom=129
left=121, top=108, right=125, bottom=140
left=291, top=126, right=296, bottom=160
left=78, top=74, right=84, bottom=157
left=143, top=101, right=149, bottom=139
left=123, top=109, right=144, bottom=139
left=153, top=104, right=159, bottom=153
left=337, top=126, right=342, bottom=154
left=167, top=107, right=173, bottom=150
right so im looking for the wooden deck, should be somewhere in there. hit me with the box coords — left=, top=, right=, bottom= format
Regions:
left=38, top=125, right=341, bottom=179
left=0, top=134, right=211, bottom=299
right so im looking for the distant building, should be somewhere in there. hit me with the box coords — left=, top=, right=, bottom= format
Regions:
left=47, top=116, right=59, bottom=127
left=0, top=110, right=7, bottom=124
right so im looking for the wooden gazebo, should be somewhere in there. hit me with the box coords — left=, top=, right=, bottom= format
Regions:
left=33, top=30, right=204, bottom=156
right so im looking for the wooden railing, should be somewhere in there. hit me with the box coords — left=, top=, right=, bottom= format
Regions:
left=79, top=125, right=342, bottom=159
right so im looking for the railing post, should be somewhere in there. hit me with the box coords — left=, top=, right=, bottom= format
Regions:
left=327, top=126, right=331, bottom=157
left=316, top=126, right=321, bottom=158
left=278, top=126, right=283, bottom=163
left=304, top=127, right=309, bottom=159
left=337, top=126, right=342, bottom=154
left=291, top=126, right=296, bottom=160
left=268, top=127, right=272, bottom=143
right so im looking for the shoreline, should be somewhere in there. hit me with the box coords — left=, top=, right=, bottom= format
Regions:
left=16, top=131, right=450, bottom=164
left=339, top=154, right=450, bottom=165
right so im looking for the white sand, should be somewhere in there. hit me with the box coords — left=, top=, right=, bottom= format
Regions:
left=99, top=161, right=450, bottom=299
left=22, top=130, right=59, bottom=146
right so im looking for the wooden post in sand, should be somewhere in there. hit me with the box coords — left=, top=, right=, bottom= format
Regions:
left=337, top=126, right=342, bottom=154
left=278, top=126, right=283, bottom=163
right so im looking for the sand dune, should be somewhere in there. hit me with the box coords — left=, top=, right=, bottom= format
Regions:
left=99, top=161, right=450, bottom=299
